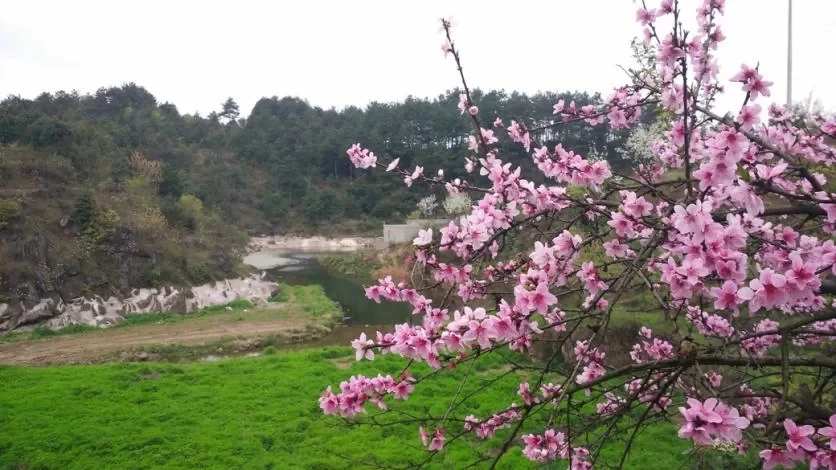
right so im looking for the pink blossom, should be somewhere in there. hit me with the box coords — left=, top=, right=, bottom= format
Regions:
left=351, top=332, right=375, bottom=361
left=319, top=387, right=339, bottom=414
left=346, top=143, right=377, bottom=169
left=635, top=7, right=657, bottom=25
left=677, top=257, right=710, bottom=286
left=603, top=238, right=632, bottom=259
left=705, top=372, right=723, bottom=389
left=404, top=166, right=424, bottom=187
left=738, top=269, right=788, bottom=312
left=607, top=211, right=636, bottom=238
left=678, top=398, right=749, bottom=446
left=441, top=40, right=452, bottom=57
left=522, top=429, right=566, bottom=462
left=423, top=428, right=445, bottom=451
left=678, top=398, right=723, bottom=445
left=760, top=448, right=803, bottom=470
left=820, top=415, right=836, bottom=450
left=413, top=228, right=433, bottom=247
left=784, top=418, right=818, bottom=452
left=507, top=120, right=531, bottom=151
left=527, top=282, right=558, bottom=314
left=518, top=382, right=538, bottom=406
left=462, top=317, right=495, bottom=350
left=457, top=93, right=468, bottom=114
left=709, top=280, right=742, bottom=313
left=811, top=449, right=836, bottom=470
left=480, top=127, right=498, bottom=145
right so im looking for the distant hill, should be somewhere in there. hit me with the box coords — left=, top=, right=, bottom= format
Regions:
left=0, top=84, right=637, bottom=322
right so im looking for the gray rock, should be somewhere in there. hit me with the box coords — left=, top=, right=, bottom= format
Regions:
left=4, top=274, right=277, bottom=332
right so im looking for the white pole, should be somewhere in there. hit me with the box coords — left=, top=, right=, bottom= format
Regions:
left=787, top=0, right=793, bottom=107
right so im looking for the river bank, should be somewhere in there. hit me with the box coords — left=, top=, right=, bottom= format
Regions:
left=0, top=284, right=342, bottom=365
left=247, top=235, right=382, bottom=253
left=1, top=235, right=383, bottom=333
left=317, top=244, right=413, bottom=283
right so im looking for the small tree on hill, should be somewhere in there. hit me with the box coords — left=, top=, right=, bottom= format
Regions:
left=219, top=97, right=240, bottom=125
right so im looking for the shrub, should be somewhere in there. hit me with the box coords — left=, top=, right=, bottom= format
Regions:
left=0, top=199, right=21, bottom=230
left=416, top=195, right=438, bottom=217
left=442, top=192, right=471, bottom=216
left=73, top=191, right=94, bottom=227
left=83, top=208, right=121, bottom=245
left=177, top=194, right=204, bottom=230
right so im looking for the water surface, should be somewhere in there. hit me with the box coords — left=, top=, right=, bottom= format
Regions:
left=249, top=250, right=412, bottom=348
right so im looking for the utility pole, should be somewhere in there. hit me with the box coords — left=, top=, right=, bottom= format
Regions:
left=786, top=0, right=793, bottom=107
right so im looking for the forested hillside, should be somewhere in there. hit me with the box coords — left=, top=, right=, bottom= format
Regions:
left=0, top=84, right=636, bottom=310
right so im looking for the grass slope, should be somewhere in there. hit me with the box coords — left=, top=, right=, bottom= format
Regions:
left=0, top=348, right=690, bottom=469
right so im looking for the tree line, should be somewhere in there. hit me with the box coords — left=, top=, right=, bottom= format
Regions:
left=0, top=84, right=637, bottom=231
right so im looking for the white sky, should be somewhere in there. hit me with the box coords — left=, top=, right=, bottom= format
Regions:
left=0, top=0, right=833, bottom=117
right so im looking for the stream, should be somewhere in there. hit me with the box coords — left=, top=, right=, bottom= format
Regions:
left=243, top=249, right=412, bottom=348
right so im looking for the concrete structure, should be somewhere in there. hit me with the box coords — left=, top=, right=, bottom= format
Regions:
left=383, top=224, right=420, bottom=245
left=383, top=218, right=451, bottom=245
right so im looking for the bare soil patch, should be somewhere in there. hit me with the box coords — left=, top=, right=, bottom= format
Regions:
left=0, top=307, right=313, bottom=365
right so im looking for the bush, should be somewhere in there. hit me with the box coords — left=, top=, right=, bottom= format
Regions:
left=0, top=199, right=21, bottom=230
left=177, top=194, right=204, bottom=230
left=416, top=195, right=438, bottom=217
left=146, top=268, right=162, bottom=287
left=186, top=262, right=211, bottom=285
left=73, top=191, right=94, bottom=227
left=442, top=192, right=471, bottom=216
left=83, top=208, right=121, bottom=245
left=268, top=291, right=288, bottom=302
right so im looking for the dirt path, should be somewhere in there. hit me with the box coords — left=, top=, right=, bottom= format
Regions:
left=0, top=308, right=314, bottom=366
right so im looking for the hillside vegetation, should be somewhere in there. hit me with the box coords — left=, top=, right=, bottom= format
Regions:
left=0, top=84, right=635, bottom=320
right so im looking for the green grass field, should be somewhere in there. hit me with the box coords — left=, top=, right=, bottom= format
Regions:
left=0, top=346, right=696, bottom=470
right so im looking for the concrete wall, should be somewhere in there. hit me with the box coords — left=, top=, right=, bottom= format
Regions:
left=383, top=219, right=452, bottom=245
left=383, top=224, right=420, bottom=245
left=406, top=218, right=450, bottom=228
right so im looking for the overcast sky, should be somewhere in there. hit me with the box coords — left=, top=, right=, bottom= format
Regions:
left=1, top=0, right=833, bottom=117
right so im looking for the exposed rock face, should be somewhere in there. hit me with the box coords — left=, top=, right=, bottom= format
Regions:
left=0, top=274, right=277, bottom=332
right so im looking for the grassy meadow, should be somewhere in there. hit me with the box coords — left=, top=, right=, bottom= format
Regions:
left=0, top=346, right=696, bottom=470
left=0, top=281, right=723, bottom=469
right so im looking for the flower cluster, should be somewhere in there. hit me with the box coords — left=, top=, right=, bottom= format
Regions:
left=521, top=429, right=592, bottom=469
left=759, top=417, right=836, bottom=469
left=322, top=0, right=836, bottom=465
left=464, top=408, right=521, bottom=440
left=677, top=398, right=750, bottom=446
left=346, top=143, right=376, bottom=169
left=319, top=373, right=415, bottom=417
left=630, top=327, right=675, bottom=363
